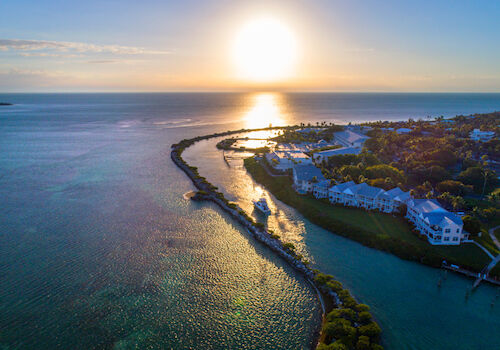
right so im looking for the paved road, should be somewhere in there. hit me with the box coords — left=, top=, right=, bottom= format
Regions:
left=489, top=225, right=500, bottom=250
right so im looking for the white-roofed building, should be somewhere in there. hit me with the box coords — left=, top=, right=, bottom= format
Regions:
left=377, top=187, right=412, bottom=213
left=328, top=181, right=356, bottom=204
left=292, top=165, right=326, bottom=194
left=333, top=130, right=369, bottom=148
left=406, top=199, right=468, bottom=245
left=312, top=146, right=362, bottom=163
left=266, top=150, right=312, bottom=171
left=328, top=181, right=410, bottom=213
left=470, top=129, right=496, bottom=142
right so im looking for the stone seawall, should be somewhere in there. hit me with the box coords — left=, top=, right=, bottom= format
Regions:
left=170, top=129, right=384, bottom=350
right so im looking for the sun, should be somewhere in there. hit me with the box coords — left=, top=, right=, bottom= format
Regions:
left=232, top=17, right=297, bottom=82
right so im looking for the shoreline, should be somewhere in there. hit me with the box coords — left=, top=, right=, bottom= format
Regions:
left=170, top=127, right=384, bottom=350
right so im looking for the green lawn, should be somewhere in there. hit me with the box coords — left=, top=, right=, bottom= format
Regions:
left=474, top=230, right=500, bottom=256
left=490, top=262, right=500, bottom=278
left=245, top=157, right=491, bottom=272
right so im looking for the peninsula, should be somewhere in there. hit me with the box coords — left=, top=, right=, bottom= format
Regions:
left=171, top=127, right=384, bottom=350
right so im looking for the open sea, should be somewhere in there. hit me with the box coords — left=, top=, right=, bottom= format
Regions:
left=1, top=92, right=500, bottom=349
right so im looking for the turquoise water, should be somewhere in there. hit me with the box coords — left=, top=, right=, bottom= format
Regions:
left=1, top=93, right=500, bottom=349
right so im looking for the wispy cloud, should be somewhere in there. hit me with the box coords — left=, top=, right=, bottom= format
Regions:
left=86, top=60, right=117, bottom=64
left=0, top=39, right=169, bottom=55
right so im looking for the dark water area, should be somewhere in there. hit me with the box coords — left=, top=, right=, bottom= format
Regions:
left=1, top=92, right=500, bottom=349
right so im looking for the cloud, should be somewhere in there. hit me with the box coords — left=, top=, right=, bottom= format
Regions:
left=0, top=39, right=169, bottom=55
left=86, top=60, right=117, bottom=64
left=343, top=47, right=375, bottom=53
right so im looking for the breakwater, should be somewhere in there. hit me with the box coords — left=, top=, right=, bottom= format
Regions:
left=170, top=128, right=384, bottom=350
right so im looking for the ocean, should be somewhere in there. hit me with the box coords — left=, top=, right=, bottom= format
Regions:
left=1, top=92, right=500, bottom=349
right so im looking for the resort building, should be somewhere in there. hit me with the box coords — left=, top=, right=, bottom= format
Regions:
left=328, top=181, right=411, bottom=213
left=328, top=181, right=356, bottom=203
left=470, top=129, right=496, bottom=142
left=266, top=150, right=312, bottom=171
left=333, top=130, right=369, bottom=148
left=292, top=165, right=326, bottom=194
left=406, top=199, right=468, bottom=245
left=341, top=183, right=385, bottom=208
left=313, top=180, right=331, bottom=199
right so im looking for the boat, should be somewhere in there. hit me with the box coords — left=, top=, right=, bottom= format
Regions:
left=253, top=197, right=271, bottom=215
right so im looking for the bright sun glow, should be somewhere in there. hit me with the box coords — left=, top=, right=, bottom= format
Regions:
left=233, top=18, right=297, bottom=82
left=244, top=93, right=287, bottom=129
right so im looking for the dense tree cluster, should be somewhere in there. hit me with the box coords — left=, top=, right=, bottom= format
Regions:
left=360, top=112, right=499, bottom=236
left=314, top=273, right=383, bottom=350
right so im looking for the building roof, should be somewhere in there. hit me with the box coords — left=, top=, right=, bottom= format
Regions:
left=329, top=181, right=355, bottom=193
left=293, top=164, right=325, bottom=182
left=409, top=199, right=446, bottom=213
left=313, top=179, right=331, bottom=190
left=385, top=187, right=411, bottom=202
left=344, top=182, right=385, bottom=197
left=314, top=146, right=362, bottom=158
left=274, top=150, right=310, bottom=160
left=422, top=212, right=463, bottom=226
left=385, top=187, right=405, bottom=197
left=334, top=130, right=369, bottom=145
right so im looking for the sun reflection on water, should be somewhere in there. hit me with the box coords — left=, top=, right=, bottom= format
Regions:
left=243, top=93, right=288, bottom=132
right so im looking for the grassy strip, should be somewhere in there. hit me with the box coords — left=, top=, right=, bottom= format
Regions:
left=244, top=157, right=491, bottom=272
left=474, top=231, right=500, bottom=256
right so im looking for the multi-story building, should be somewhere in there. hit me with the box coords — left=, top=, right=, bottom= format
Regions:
left=406, top=199, right=468, bottom=245
left=328, top=181, right=411, bottom=213
left=266, top=150, right=312, bottom=171
left=312, top=180, right=331, bottom=199
left=292, top=165, right=326, bottom=194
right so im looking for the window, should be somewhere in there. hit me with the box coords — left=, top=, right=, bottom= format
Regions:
left=456, top=229, right=460, bottom=233
left=452, top=237, right=458, bottom=241
left=445, top=229, right=450, bottom=233
left=436, top=236, right=442, bottom=240
left=444, top=237, right=450, bottom=241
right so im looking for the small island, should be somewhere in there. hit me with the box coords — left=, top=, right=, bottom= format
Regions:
left=0, top=102, right=13, bottom=106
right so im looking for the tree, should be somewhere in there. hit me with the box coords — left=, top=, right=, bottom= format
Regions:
left=365, top=164, right=405, bottom=184
left=339, top=165, right=362, bottom=180
left=359, top=322, right=382, bottom=338
left=436, top=180, right=466, bottom=196
left=327, top=308, right=357, bottom=322
left=356, top=336, right=371, bottom=350
left=458, top=167, right=497, bottom=193
left=424, top=165, right=450, bottom=184
left=462, top=215, right=481, bottom=236
left=355, top=304, right=370, bottom=312
left=324, top=319, right=355, bottom=340
left=358, top=311, right=373, bottom=324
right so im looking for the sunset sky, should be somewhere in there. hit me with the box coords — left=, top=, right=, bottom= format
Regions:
left=1, top=0, right=499, bottom=92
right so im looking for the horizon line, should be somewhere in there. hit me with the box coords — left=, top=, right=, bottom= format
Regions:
left=2, top=90, right=500, bottom=94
